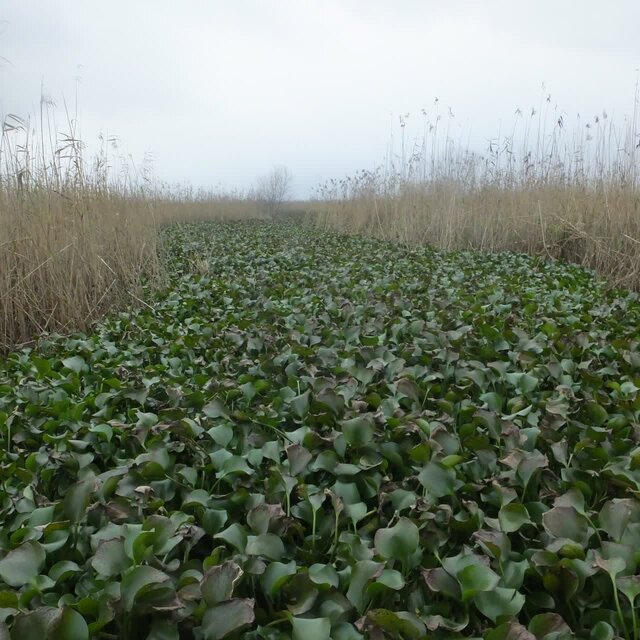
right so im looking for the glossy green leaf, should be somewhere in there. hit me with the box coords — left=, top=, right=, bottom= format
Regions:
left=49, top=607, right=89, bottom=640
left=474, top=587, right=525, bottom=622
left=542, top=506, right=591, bottom=545
left=261, top=561, right=297, bottom=598
left=0, top=541, right=45, bottom=587
left=418, top=461, right=456, bottom=498
left=291, top=617, right=331, bottom=640
left=457, top=564, right=500, bottom=602
left=120, top=566, right=171, bottom=611
left=91, top=539, right=130, bottom=578
left=245, top=534, right=285, bottom=561
left=200, top=599, right=255, bottom=640
left=61, top=356, right=86, bottom=374
left=308, top=564, right=339, bottom=589
left=499, top=503, right=532, bottom=533
left=340, top=416, right=375, bottom=447
left=374, top=517, right=419, bottom=564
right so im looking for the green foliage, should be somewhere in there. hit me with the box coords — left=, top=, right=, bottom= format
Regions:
left=0, top=221, right=639, bottom=639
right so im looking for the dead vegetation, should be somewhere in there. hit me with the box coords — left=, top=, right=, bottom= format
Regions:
left=312, top=91, right=640, bottom=289
left=0, top=107, right=257, bottom=350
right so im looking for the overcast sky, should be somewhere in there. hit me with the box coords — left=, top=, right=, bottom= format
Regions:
left=2, top=1, right=639, bottom=197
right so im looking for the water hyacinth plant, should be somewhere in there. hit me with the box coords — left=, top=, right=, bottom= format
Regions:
left=0, top=220, right=638, bottom=639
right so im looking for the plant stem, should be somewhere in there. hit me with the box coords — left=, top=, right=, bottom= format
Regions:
left=312, top=509, right=317, bottom=551
left=611, top=578, right=631, bottom=640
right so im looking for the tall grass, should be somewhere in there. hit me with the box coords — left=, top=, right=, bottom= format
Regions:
left=313, top=90, right=640, bottom=288
left=0, top=104, right=257, bottom=351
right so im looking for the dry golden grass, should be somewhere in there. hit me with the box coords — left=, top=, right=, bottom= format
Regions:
left=0, top=112, right=258, bottom=351
left=312, top=94, right=640, bottom=289
left=0, top=188, right=159, bottom=351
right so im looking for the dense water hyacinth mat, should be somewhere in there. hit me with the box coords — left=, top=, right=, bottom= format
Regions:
left=1, top=221, right=640, bottom=640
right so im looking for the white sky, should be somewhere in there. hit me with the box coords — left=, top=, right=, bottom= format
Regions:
left=1, top=1, right=639, bottom=197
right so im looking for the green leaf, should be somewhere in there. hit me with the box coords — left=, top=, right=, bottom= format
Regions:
left=245, top=533, right=285, bottom=560
left=62, top=356, right=86, bottom=374
left=480, top=392, right=504, bottom=412
left=332, top=623, right=364, bottom=640
left=585, top=402, right=608, bottom=426
left=239, top=382, right=256, bottom=402
left=441, top=454, right=464, bottom=468
left=341, top=416, right=375, bottom=447
left=0, top=541, right=45, bottom=587
left=146, top=620, right=180, bottom=640
left=418, top=461, right=456, bottom=498
left=208, top=424, right=233, bottom=447
left=620, top=381, right=640, bottom=395
left=287, top=444, right=312, bottom=476
left=590, top=621, right=614, bottom=640
left=202, top=509, right=228, bottom=535
left=62, top=479, right=96, bottom=523
left=422, top=567, right=462, bottom=600
left=506, top=372, right=538, bottom=394
left=123, top=387, right=148, bottom=405
left=0, top=590, right=18, bottom=609
left=599, top=498, right=640, bottom=542
left=486, top=621, right=535, bottom=640
left=616, top=575, right=640, bottom=606
left=542, top=506, right=591, bottom=545
left=48, top=561, right=81, bottom=583
left=217, top=455, right=252, bottom=478
left=554, top=488, right=586, bottom=514
left=11, top=608, right=62, bottom=638
left=594, top=554, right=626, bottom=580
left=203, top=400, right=229, bottom=419
left=457, top=564, right=500, bottom=602
left=261, top=561, right=297, bottom=598
left=120, top=566, right=171, bottom=611
left=291, top=617, right=331, bottom=640
left=374, top=517, right=420, bottom=565
left=215, top=524, right=248, bottom=553
left=368, top=569, right=405, bottom=596
left=345, top=502, right=368, bottom=528
left=91, top=539, right=130, bottom=578
left=346, top=561, right=384, bottom=613
left=498, top=503, right=532, bottom=533
left=50, top=607, right=89, bottom=640
left=502, top=559, right=529, bottom=590
left=291, top=390, right=311, bottom=418
left=308, top=564, right=339, bottom=589
left=528, top=613, right=571, bottom=639
left=474, top=587, right=525, bottom=622
left=200, top=598, right=255, bottom=640
left=364, top=610, right=426, bottom=639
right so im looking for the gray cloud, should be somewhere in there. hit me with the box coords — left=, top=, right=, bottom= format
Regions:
left=2, top=1, right=639, bottom=197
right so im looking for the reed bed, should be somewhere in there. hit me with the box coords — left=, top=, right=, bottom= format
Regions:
left=0, top=109, right=257, bottom=351
left=312, top=91, right=640, bottom=289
